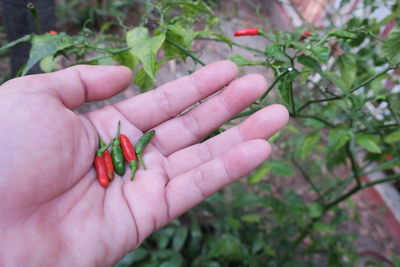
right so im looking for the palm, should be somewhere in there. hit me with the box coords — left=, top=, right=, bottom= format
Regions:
left=0, top=61, right=288, bottom=266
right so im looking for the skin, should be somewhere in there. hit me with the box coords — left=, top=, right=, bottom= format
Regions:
left=0, top=61, right=289, bottom=266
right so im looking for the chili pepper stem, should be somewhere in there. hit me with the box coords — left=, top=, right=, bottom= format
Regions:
left=96, top=140, right=114, bottom=156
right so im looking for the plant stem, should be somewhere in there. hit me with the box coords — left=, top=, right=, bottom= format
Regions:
left=348, top=65, right=395, bottom=94
left=259, top=69, right=290, bottom=101
left=27, top=3, right=42, bottom=33
left=362, top=173, right=400, bottom=188
left=166, top=38, right=205, bottom=66
left=346, top=143, right=361, bottom=187
left=291, top=158, right=324, bottom=200
left=289, top=82, right=296, bottom=117
left=296, top=65, right=395, bottom=112
left=196, top=36, right=265, bottom=55
left=295, top=114, right=335, bottom=128
left=297, top=96, right=341, bottom=113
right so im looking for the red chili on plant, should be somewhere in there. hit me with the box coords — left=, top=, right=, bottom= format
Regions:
left=385, top=154, right=393, bottom=160
left=48, top=30, right=58, bottom=35
left=300, top=30, right=312, bottom=41
left=234, top=27, right=260, bottom=37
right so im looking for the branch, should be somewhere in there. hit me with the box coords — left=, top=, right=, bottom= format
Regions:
left=295, top=114, right=335, bottom=128
left=259, top=69, right=291, bottom=101
left=291, top=158, right=324, bottom=200
left=166, top=38, right=205, bottom=66
left=346, top=143, right=361, bottom=187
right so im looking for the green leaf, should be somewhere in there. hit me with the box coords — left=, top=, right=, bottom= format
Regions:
left=284, top=124, right=301, bottom=134
left=159, top=254, right=184, bottom=267
left=115, top=248, right=149, bottom=266
left=385, top=131, right=400, bottom=144
left=311, top=46, right=329, bottom=63
left=172, top=227, right=188, bottom=251
left=187, top=225, right=202, bottom=258
left=269, top=160, right=295, bottom=176
left=300, top=133, right=321, bottom=160
left=127, top=27, right=166, bottom=80
left=167, top=1, right=215, bottom=16
left=0, top=34, right=31, bottom=54
left=39, top=55, right=57, bottom=73
left=113, top=50, right=138, bottom=69
left=208, top=235, right=247, bottom=260
left=325, top=71, right=348, bottom=93
left=297, top=54, right=323, bottom=76
left=278, top=69, right=299, bottom=105
left=328, top=128, right=351, bottom=152
left=382, top=25, right=400, bottom=63
left=163, top=25, right=197, bottom=59
left=313, top=221, right=335, bottom=233
left=265, top=43, right=285, bottom=58
left=22, top=33, right=74, bottom=76
left=97, top=56, right=114, bottom=65
left=328, top=30, right=357, bottom=39
left=134, top=61, right=164, bottom=92
left=227, top=54, right=264, bottom=66
left=308, top=203, right=323, bottom=218
left=268, top=130, right=281, bottom=143
left=356, top=133, right=381, bottom=153
left=99, top=21, right=116, bottom=35
left=248, top=163, right=272, bottom=184
left=338, top=54, right=357, bottom=89
left=241, top=214, right=261, bottom=223
left=126, top=27, right=149, bottom=47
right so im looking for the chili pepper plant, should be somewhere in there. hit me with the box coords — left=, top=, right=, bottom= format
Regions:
left=1, top=0, right=400, bottom=265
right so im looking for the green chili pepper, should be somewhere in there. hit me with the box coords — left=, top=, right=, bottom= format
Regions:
left=135, top=130, right=155, bottom=170
left=111, top=121, right=125, bottom=176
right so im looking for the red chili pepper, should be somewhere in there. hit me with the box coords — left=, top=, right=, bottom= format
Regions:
left=385, top=154, right=393, bottom=160
left=300, top=30, right=312, bottom=41
left=95, top=156, right=109, bottom=188
left=48, top=30, right=58, bottom=35
left=120, top=134, right=139, bottom=180
left=234, top=27, right=260, bottom=37
left=317, top=25, right=325, bottom=29
left=103, top=150, right=114, bottom=181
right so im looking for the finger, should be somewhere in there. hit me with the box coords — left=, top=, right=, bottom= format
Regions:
left=4, top=65, right=132, bottom=109
left=151, top=74, right=268, bottom=156
left=164, top=104, right=289, bottom=178
left=165, top=139, right=271, bottom=219
left=113, top=60, right=238, bottom=131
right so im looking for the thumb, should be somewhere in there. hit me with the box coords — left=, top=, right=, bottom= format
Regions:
left=4, top=65, right=132, bottom=109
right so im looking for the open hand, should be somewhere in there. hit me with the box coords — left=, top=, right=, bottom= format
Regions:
left=0, top=61, right=288, bottom=266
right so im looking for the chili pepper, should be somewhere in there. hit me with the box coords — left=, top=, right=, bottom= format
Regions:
left=135, top=130, right=156, bottom=170
left=94, top=140, right=113, bottom=188
left=111, top=121, right=126, bottom=176
left=120, top=134, right=139, bottom=180
left=95, top=156, right=108, bottom=187
left=385, top=154, right=393, bottom=160
left=317, top=25, right=325, bottom=29
left=100, top=138, right=115, bottom=181
left=233, top=27, right=260, bottom=37
left=300, top=30, right=312, bottom=41
left=48, top=30, right=58, bottom=35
